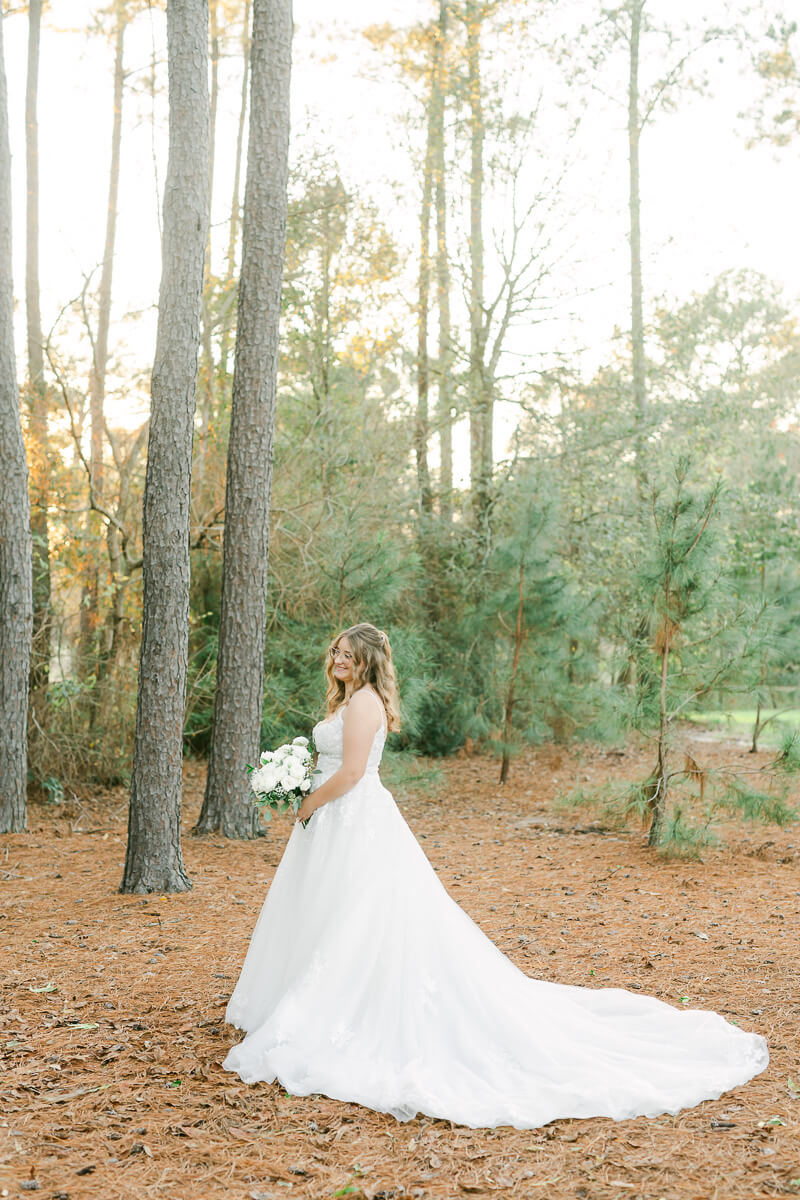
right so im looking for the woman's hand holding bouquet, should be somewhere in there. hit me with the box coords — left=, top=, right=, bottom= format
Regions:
left=249, top=737, right=317, bottom=827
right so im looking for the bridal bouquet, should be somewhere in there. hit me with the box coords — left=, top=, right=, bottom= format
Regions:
left=248, top=736, right=316, bottom=823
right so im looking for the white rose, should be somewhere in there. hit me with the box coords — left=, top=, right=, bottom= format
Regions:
left=250, top=767, right=269, bottom=793
left=292, top=737, right=309, bottom=747
left=300, top=778, right=311, bottom=792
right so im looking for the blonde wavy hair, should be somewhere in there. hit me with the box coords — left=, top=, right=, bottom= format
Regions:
left=325, top=623, right=401, bottom=731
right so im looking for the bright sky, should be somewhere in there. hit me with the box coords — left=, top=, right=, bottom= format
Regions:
left=3, top=0, right=799, bottom=453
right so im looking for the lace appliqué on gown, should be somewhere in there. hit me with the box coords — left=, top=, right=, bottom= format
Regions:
left=222, top=705, right=768, bottom=1129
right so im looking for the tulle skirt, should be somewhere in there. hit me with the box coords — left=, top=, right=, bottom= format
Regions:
left=222, top=771, right=768, bottom=1129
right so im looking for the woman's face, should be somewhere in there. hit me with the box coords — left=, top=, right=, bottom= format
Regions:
left=331, top=636, right=355, bottom=687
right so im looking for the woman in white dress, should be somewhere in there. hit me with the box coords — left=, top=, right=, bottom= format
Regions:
left=223, top=622, right=768, bottom=1129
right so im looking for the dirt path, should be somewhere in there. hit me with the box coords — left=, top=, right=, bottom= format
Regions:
left=2, top=740, right=799, bottom=1200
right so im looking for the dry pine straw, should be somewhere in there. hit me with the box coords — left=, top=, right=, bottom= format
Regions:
left=1, top=739, right=799, bottom=1200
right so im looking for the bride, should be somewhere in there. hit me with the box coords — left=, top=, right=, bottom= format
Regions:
left=222, top=622, right=768, bottom=1129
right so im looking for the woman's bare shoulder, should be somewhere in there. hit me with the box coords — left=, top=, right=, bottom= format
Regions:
left=344, top=688, right=384, bottom=725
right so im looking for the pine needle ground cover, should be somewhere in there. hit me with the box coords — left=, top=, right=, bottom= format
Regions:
left=2, top=744, right=799, bottom=1200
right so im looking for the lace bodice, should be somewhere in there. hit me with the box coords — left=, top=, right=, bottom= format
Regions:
left=312, top=699, right=387, bottom=782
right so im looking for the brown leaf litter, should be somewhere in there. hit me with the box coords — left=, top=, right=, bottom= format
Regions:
left=1, top=736, right=799, bottom=1200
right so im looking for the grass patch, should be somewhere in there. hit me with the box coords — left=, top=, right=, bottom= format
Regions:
left=686, top=708, right=800, bottom=747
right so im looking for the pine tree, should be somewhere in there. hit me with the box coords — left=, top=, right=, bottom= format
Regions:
left=121, top=0, right=210, bottom=893
left=196, top=0, right=292, bottom=838
left=0, top=2, right=33, bottom=832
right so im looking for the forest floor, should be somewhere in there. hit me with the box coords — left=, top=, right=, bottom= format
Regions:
left=2, top=734, right=800, bottom=1200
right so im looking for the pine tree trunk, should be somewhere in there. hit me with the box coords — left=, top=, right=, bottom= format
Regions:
left=25, top=0, right=50, bottom=705
left=85, top=4, right=126, bottom=675
left=415, top=31, right=435, bottom=517
left=98, top=420, right=149, bottom=680
left=628, top=0, right=646, bottom=500
left=121, top=0, right=210, bottom=893
left=220, top=0, right=251, bottom=377
left=195, top=0, right=292, bottom=839
left=465, top=0, right=490, bottom=535
left=196, top=0, right=220, bottom=492
left=647, top=628, right=671, bottom=847
left=499, top=561, right=525, bottom=785
left=318, top=208, right=332, bottom=406
left=0, top=7, right=33, bottom=833
left=433, top=0, right=452, bottom=521
left=89, top=6, right=125, bottom=517
left=750, top=699, right=762, bottom=754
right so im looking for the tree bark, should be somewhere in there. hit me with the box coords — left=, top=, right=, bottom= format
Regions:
left=647, top=630, right=670, bottom=846
left=433, top=0, right=452, bottom=521
left=98, top=419, right=149, bottom=677
left=195, top=0, right=292, bottom=838
left=0, top=5, right=33, bottom=833
left=628, top=0, right=646, bottom=500
left=196, top=0, right=220, bottom=491
left=415, top=27, right=435, bottom=517
left=89, top=5, right=125, bottom=510
left=25, top=0, right=50, bottom=703
left=84, top=2, right=127, bottom=674
left=465, top=0, right=490, bottom=535
left=499, top=560, right=525, bottom=785
left=121, top=0, right=210, bottom=892
left=220, top=0, right=251, bottom=377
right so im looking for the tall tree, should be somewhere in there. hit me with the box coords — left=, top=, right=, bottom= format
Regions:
left=465, top=0, right=490, bottom=534
left=195, top=0, right=292, bottom=838
left=195, top=0, right=221, bottom=487
left=415, top=28, right=435, bottom=518
left=121, top=0, right=210, bottom=892
left=0, top=2, right=33, bottom=833
left=627, top=0, right=646, bottom=499
left=89, top=2, right=126, bottom=524
left=459, top=0, right=546, bottom=543
left=25, top=0, right=50, bottom=705
left=219, top=0, right=252, bottom=377
left=591, top=1, right=730, bottom=496
left=433, top=0, right=452, bottom=521
left=82, top=0, right=128, bottom=672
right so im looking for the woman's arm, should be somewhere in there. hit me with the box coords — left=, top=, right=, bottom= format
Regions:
left=296, top=690, right=382, bottom=823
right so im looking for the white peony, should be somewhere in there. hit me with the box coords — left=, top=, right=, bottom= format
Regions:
left=252, top=733, right=314, bottom=817
left=250, top=767, right=273, bottom=794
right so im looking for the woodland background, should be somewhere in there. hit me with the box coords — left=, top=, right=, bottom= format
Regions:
left=2, top=0, right=800, bottom=865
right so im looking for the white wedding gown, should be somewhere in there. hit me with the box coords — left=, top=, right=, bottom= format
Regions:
left=223, top=708, right=768, bottom=1129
